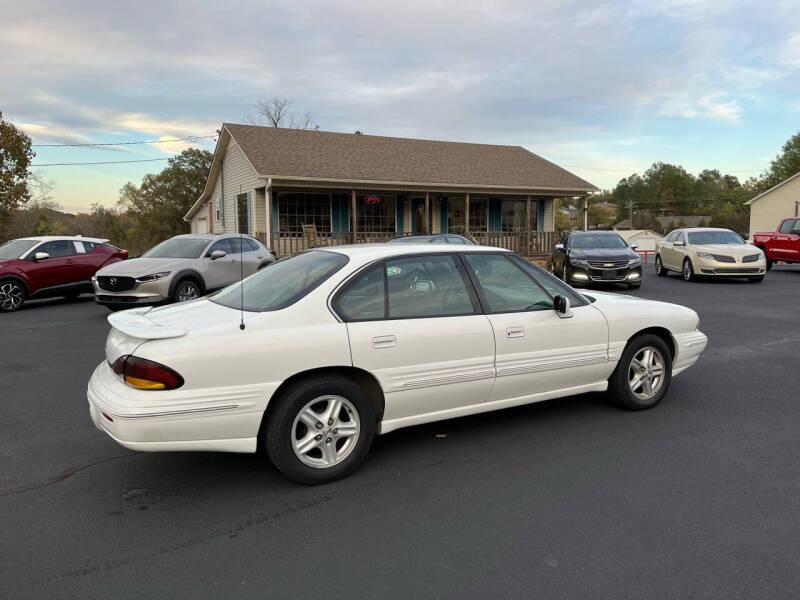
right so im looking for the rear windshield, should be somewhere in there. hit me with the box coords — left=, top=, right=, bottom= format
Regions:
left=0, top=239, right=38, bottom=259
left=687, top=231, right=743, bottom=245
left=211, top=250, right=348, bottom=312
left=142, top=238, right=210, bottom=258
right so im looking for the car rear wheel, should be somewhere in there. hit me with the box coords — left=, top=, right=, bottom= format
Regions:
left=682, top=258, right=696, bottom=282
left=173, top=279, right=200, bottom=302
left=0, top=279, right=26, bottom=313
left=609, top=334, right=672, bottom=410
left=655, top=254, right=667, bottom=276
left=264, top=375, right=376, bottom=485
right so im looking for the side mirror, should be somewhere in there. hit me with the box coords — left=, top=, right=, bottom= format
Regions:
left=554, top=243, right=565, bottom=251
left=674, top=240, right=685, bottom=247
left=554, top=294, right=573, bottom=319
left=209, top=250, right=226, bottom=259
left=34, top=252, right=50, bottom=261
left=630, top=243, right=639, bottom=250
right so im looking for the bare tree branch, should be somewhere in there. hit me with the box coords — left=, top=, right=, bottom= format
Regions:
left=247, top=96, right=318, bottom=130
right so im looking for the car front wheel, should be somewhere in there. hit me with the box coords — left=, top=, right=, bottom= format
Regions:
left=655, top=254, right=667, bottom=276
left=682, top=258, right=696, bottom=282
left=264, top=375, right=376, bottom=485
left=173, top=279, right=200, bottom=302
left=0, top=279, right=26, bottom=313
left=609, top=334, right=672, bottom=410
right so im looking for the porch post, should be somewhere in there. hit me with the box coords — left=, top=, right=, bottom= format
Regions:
left=582, top=196, right=588, bottom=231
left=351, top=189, right=357, bottom=243
left=265, top=178, right=272, bottom=244
left=465, top=193, right=470, bottom=236
left=526, top=194, right=532, bottom=255
left=425, top=191, right=430, bottom=234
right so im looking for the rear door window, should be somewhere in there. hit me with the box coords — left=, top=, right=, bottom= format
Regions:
left=386, top=255, right=476, bottom=319
left=38, top=240, right=76, bottom=258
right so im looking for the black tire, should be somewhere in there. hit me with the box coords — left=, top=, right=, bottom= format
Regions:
left=0, top=278, right=26, bottom=313
left=682, top=258, right=696, bottom=282
left=747, top=276, right=764, bottom=283
left=173, top=278, right=200, bottom=303
left=654, top=254, right=667, bottom=276
left=758, top=248, right=772, bottom=271
left=264, top=375, right=377, bottom=485
left=608, top=334, right=673, bottom=410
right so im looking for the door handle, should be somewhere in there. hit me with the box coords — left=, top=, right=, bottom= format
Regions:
left=372, top=335, right=396, bottom=349
left=506, top=326, right=525, bottom=338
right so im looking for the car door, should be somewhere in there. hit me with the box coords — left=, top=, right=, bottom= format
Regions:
left=203, top=238, right=242, bottom=290
left=28, top=240, right=80, bottom=289
left=232, top=237, right=265, bottom=276
left=70, top=241, right=101, bottom=281
left=658, top=231, right=674, bottom=268
left=773, top=219, right=798, bottom=261
left=335, top=253, right=496, bottom=424
left=461, top=252, right=610, bottom=403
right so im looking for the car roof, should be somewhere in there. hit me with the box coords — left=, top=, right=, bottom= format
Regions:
left=311, top=243, right=509, bottom=259
left=569, top=230, right=620, bottom=235
left=679, top=227, right=733, bottom=233
left=17, top=235, right=109, bottom=243
left=170, top=233, right=256, bottom=241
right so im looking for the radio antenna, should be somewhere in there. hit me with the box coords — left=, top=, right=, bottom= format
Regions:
left=239, top=220, right=245, bottom=330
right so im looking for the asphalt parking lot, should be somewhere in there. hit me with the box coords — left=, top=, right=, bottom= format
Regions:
left=2, top=264, right=800, bottom=599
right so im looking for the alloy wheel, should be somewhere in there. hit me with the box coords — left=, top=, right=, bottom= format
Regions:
left=627, top=346, right=666, bottom=401
left=291, top=395, right=360, bottom=469
left=176, top=282, right=199, bottom=302
left=0, top=281, right=24, bottom=312
left=683, top=260, right=694, bottom=281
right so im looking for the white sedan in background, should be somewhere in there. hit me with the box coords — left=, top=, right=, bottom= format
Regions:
left=88, top=245, right=707, bottom=484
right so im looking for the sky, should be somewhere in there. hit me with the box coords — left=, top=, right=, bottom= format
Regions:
left=2, top=0, right=799, bottom=213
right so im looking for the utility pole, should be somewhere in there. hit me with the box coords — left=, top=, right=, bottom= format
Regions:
left=629, top=198, right=633, bottom=230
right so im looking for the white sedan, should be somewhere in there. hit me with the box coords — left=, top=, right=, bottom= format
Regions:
left=88, top=245, right=707, bottom=484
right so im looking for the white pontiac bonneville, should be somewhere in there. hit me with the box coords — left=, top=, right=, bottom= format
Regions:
left=88, top=245, right=708, bottom=484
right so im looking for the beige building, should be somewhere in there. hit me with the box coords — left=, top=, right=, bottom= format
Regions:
left=615, top=229, right=664, bottom=251
left=745, top=172, right=800, bottom=235
left=184, top=124, right=597, bottom=255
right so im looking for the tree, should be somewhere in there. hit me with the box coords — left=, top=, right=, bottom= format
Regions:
left=759, top=131, right=800, bottom=190
left=118, top=148, right=213, bottom=250
left=0, top=111, right=35, bottom=235
left=248, top=96, right=319, bottom=130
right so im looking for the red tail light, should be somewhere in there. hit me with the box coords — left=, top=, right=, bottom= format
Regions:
left=120, top=249, right=129, bottom=259
left=110, top=355, right=184, bottom=390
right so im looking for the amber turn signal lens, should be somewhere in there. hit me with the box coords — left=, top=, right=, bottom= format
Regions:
left=110, top=355, right=184, bottom=390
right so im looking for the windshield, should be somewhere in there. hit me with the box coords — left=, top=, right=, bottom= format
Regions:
left=211, top=250, right=349, bottom=312
left=569, top=234, right=628, bottom=249
left=0, top=239, right=38, bottom=260
left=142, top=238, right=210, bottom=259
left=688, top=231, right=744, bottom=245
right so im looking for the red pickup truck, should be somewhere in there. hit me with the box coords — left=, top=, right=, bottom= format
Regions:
left=752, top=218, right=800, bottom=269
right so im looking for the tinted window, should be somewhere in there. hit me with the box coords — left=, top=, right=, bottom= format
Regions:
left=79, top=241, right=96, bottom=253
left=38, top=240, right=75, bottom=258
left=779, top=220, right=795, bottom=234
left=335, top=265, right=385, bottom=321
left=211, top=250, right=347, bottom=312
left=244, top=238, right=260, bottom=252
left=463, top=254, right=554, bottom=313
left=792, top=221, right=800, bottom=235
left=687, top=230, right=744, bottom=245
left=0, top=239, right=38, bottom=259
left=143, top=238, right=210, bottom=258
left=386, top=255, right=475, bottom=318
left=446, top=236, right=468, bottom=244
left=568, top=234, right=628, bottom=249
left=208, top=239, right=233, bottom=255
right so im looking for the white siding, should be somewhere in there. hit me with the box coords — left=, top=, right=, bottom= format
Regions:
left=543, top=198, right=555, bottom=231
left=206, top=139, right=262, bottom=234
left=749, top=175, right=800, bottom=236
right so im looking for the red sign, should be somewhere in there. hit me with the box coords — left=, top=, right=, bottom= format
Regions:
left=365, top=195, right=381, bottom=205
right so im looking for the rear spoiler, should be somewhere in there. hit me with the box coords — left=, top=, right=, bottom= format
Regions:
left=107, top=308, right=186, bottom=340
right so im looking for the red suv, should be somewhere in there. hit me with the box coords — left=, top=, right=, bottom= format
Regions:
left=0, top=236, right=128, bottom=312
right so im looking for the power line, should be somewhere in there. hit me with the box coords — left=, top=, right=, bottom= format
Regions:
left=32, top=158, right=172, bottom=167
left=31, top=134, right=217, bottom=147
left=562, top=164, right=764, bottom=174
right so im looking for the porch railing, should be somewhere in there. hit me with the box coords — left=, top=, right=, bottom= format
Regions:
left=263, top=230, right=559, bottom=258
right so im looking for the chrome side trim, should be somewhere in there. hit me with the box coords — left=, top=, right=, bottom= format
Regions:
left=401, top=369, right=495, bottom=389
left=92, top=400, right=240, bottom=419
left=496, top=353, right=607, bottom=377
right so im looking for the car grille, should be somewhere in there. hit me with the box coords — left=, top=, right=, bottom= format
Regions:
left=713, top=268, right=760, bottom=274
left=588, top=268, right=630, bottom=281
left=587, top=260, right=629, bottom=269
left=711, top=254, right=736, bottom=263
left=96, top=276, right=136, bottom=292
left=742, top=253, right=762, bottom=263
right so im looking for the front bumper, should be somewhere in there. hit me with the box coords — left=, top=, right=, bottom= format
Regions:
left=568, top=263, right=643, bottom=284
left=693, top=256, right=766, bottom=277
left=87, top=361, right=261, bottom=453
left=672, top=330, right=708, bottom=375
left=93, top=277, right=171, bottom=306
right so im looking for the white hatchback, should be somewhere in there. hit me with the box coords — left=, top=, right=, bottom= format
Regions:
left=88, top=245, right=707, bottom=484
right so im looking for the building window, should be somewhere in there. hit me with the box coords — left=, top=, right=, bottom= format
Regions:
left=447, top=197, right=465, bottom=234
left=356, top=194, right=396, bottom=232
left=236, top=193, right=250, bottom=234
left=469, top=198, right=488, bottom=232
left=278, top=192, right=332, bottom=234
left=501, top=199, right=526, bottom=232
left=215, top=198, right=222, bottom=222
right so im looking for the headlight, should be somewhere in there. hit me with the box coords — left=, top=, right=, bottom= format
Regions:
left=696, top=251, right=715, bottom=260
left=628, top=257, right=641, bottom=266
left=135, top=271, right=171, bottom=283
left=570, top=258, right=588, bottom=267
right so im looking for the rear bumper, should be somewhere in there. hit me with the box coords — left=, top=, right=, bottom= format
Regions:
left=87, top=361, right=264, bottom=453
